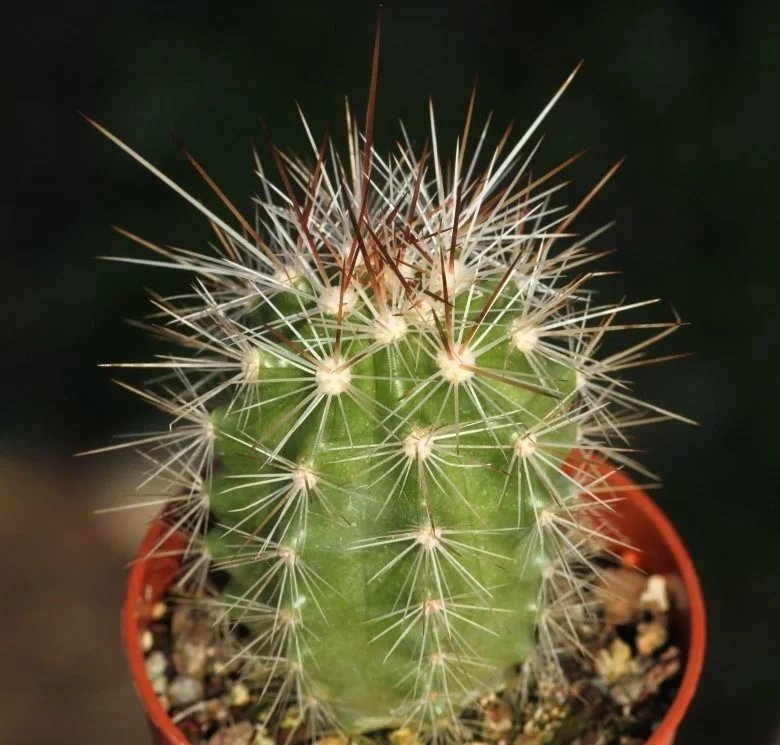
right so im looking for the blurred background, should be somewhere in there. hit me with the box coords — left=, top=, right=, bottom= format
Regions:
left=4, top=1, right=779, bottom=743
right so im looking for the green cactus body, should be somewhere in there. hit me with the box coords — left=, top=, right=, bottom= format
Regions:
left=205, top=278, right=578, bottom=731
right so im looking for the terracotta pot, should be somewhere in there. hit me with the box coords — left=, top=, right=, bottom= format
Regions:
left=123, top=459, right=705, bottom=745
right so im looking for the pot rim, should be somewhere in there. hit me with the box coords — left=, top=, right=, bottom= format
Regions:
left=122, top=460, right=705, bottom=745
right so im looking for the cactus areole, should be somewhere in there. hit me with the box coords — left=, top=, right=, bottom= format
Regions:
left=95, top=38, right=691, bottom=742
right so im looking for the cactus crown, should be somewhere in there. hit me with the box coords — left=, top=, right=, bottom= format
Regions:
left=91, top=40, right=686, bottom=744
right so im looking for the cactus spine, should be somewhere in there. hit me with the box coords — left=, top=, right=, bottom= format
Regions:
left=91, top=49, right=686, bottom=743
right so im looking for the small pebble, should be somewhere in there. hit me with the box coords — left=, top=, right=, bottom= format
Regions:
left=389, top=727, right=424, bottom=745
left=168, top=675, right=205, bottom=707
left=206, top=697, right=229, bottom=722
left=140, top=629, right=154, bottom=652
left=636, top=620, right=668, bottom=656
left=595, top=638, right=633, bottom=684
left=151, top=601, right=168, bottom=620
left=228, top=681, right=251, bottom=708
left=252, top=725, right=275, bottom=745
left=279, top=705, right=301, bottom=729
left=639, top=575, right=669, bottom=613
left=483, top=701, right=513, bottom=738
left=610, top=676, right=645, bottom=709
left=522, top=717, right=537, bottom=735
left=174, top=640, right=209, bottom=680
left=145, top=650, right=167, bottom=681
left=207, top=721, right=254, bottom=745
left=643, top=647, right=681, bottom=695
left=151, top=675, right=168, bottom=696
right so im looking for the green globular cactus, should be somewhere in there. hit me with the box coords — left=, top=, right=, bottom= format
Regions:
left=91, top=52, right=688, bottom=743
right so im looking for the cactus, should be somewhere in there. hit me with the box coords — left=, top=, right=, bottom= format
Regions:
left=89, top=42, right=687, bottom=743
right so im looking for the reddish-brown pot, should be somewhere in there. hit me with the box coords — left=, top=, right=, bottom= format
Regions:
left=123, top=459, right=705, bottom=745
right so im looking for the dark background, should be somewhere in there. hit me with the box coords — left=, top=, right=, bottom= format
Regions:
left=4, top=2, right=779, bottom=744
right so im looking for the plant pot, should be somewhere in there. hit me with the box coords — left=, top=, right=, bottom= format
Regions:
left=123, top=459, right=705, bottom=745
